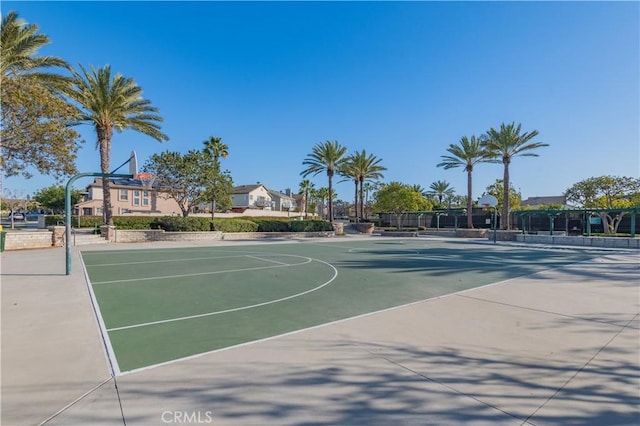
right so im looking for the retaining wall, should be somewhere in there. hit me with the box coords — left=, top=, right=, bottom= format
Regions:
left=114, top=229, right=334, bottom=243
left=222, top=231, right=334, bottom=240
left=115, top=230, right=223, bottom=243
left=515, top=234, right=639, bottom=249
left=2, top=231, right=53, bottom=250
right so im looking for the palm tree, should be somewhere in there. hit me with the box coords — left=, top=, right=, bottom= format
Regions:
left=484, top=122, right=548, bottom=229
left=437, top=135, right=491, bottom=228
left=347, top=150, right=386, bottom=220
left=338, top=162, right=360, bottom=221
left=428, top=180, right=455, bottom=208
left=410, top=184, right=428, bottom=197
left=61, top=64, right=168, bottom=225
left=363, top=181, right=379, bottom=218
left=298, top=179, right=315, bottom=218
left=203, top=136, right=228, bottom=163
left=316, top=187, right=330, bottom=219
left=301, top=140, right=347, bottom=222
left=202, top=136, right=229, bottom=218
left=1, top=11, right=69, bottom=83
left=0, top=12, right=76, bottom=193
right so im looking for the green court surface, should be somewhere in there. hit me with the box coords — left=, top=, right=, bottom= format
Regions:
left=81, top=239, right=597, bottom=373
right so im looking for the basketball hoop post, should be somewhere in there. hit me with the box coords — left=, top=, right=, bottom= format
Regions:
left=65, top=171, right=133, bottom=275
left=478, top=194, right=498, bottom=244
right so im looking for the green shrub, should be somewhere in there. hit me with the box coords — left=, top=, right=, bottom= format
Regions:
left=211, top=218, right=259, bottom=232
left=45, top=215, right=65, bottom=226
left=114, top=216, right=158, bottom=230
left=253, top=219, right=291, bottom=232
left=289, top=220, right=333, bottom=232
left=154, top=216, right=211, bottom=232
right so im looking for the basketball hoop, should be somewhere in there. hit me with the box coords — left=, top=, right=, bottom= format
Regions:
left=134, top=172, right=157, bottom=190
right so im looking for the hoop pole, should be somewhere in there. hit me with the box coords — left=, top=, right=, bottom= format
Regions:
left=66, top=172, right=132, bottom=275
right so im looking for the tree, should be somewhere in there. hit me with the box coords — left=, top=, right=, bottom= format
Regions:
left=298, top=179, right=315, bottom=218
left=437, top=135, right=491, bottom=228
left=315, top=187, right=331, bottom=219
left=60, top=64, right=168, bottom=225
left=0, top=12, right=81, bottom=184
left=0, top=11, right=69, bottom=83
left=1, top=78, right=82, bottom=180
left=203, top=170, right=233, bottom=215
left=363, top=181, right=381, bottom=218
left=341, top=150, right=386, bottom=221
left=33, top=185, right=82, bottom=214
left=1, top=189, right=26, bottom=229
left=143, top=150, right=205, bottom=217
left=301, top=140, right=347, bottom=222
left=410, top=184, right=428, bottom=197
left=203, top=136, right=228, bottom=163
left=374, top=182, right=429, bottom=229
left=202, top=136, right=230, bottom=218
left=427, top=180, right=455, bottom=208
left=484, top=122, right=548, bottom=229
left=564, top=175, right=640, bottom=234
left=485, top=179, right=522, bottom=222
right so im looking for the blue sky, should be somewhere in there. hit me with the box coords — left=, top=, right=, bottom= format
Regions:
left=4, top=1, right=639, bottom=203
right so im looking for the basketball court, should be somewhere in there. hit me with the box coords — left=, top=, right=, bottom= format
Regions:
left=1, top=236, right=638, bottom=425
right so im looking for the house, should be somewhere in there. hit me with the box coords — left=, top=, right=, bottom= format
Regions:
left=520, top=196, right=569, bottom=209
left=230, top=184, right=274, bottom=210
left=75, top=177, right=181, bottom=216
left=268, top=188, right=298, bottom=212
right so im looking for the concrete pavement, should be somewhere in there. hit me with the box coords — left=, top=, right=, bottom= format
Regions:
left=1, top=239, right=638, bottom=425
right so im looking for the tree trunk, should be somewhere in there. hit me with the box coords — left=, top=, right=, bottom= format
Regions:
left=97, top=126, right=114, bottom=226
left=359, top=179, right=365, bottom=220
left=502, top=159, right=510, bottom=229
left=327, top=173, right=334, bottom=222
left=353, top=181, right=358, bottom=222
left=467, top=169, right=474, bottom=229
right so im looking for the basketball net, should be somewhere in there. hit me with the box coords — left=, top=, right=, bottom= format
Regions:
left=135, top=173, right=157, bottom=190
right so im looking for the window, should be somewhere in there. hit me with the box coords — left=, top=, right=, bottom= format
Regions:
left=133, top=198, right=140, bottom=206
left=142, top=198, right=149, bottom=206
left=133, top=190, right=140, bottom=197
left=119, top=189, right=128, bottom=201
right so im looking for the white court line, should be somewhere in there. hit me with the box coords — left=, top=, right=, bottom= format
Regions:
left=118, top=255, right=613, bottom=376
left=93, top=258, right=312, bottom=285
left=107, top=257, right=338, bottom=332
left=246, top=255, right=290, bottom=266
left=80, top=252, right=122, bottom=376
left=86, top=254, right=264, bottom=267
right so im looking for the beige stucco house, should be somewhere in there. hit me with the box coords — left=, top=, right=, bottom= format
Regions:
left=75, top=178, right=181, bottom=216
left=230, top=184, right=274, bottom=210
left=267, top=189, right=298, bottom=212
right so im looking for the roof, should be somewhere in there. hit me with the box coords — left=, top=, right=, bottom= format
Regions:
left=86, top=177, right=158, bottom=189
left=267, top=189, right=295, bottom=199
left=521, top=196, right=567, bottom=206
left=232, top=184, right=266, bottom=194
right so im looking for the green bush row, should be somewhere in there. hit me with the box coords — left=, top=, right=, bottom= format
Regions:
left=46, top=215, right=333, bottom=233
left=45, top=215, right=159, bottom=230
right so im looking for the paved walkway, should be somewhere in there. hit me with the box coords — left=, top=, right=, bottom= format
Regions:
left=1, top=239, right=638, bottom=426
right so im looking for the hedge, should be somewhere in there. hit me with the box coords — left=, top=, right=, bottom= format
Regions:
left=152, top=216, right=211, bottom=232
left=44, top=215, right=332, bottom=233
left=212, top=218, right=259, bottom=232
left=289, top=220, right=333, bottom=232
